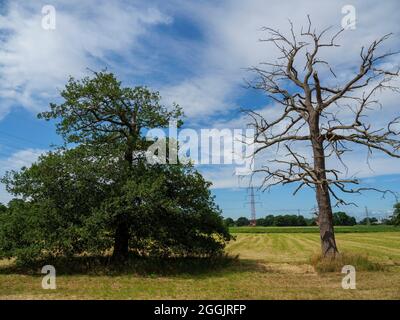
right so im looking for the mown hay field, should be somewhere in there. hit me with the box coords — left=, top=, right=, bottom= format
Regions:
left=0, top=231, right=399, bottom=299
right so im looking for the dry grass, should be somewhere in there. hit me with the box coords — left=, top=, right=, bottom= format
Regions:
left=0, top=232, right=399, bottom=299
left=310, top=253, right=385, bottom=273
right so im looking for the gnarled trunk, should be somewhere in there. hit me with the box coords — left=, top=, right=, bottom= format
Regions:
left=310, top=116, right=339, bottom=258
left=315, top=177, right=338, bottom=257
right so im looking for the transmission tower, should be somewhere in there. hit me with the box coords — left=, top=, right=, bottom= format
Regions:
left=250, top=186, right=256, bottom=226
left=365, top=206, right=370, bottom=226
left=245, top=186, right=260, bottom=226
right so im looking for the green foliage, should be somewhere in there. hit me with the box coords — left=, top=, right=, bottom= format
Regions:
left=38, top=71, right=182, bottom=147
left=272, top=214, right=307, bottom=226
left=1, top=146, right=119, bottom=264
left=0, top=203, right=6, bottom=214
left=256, top=218, right=265, bottom=226
left=391, top=203, right=400, bottom=226
left=1, top=146, right=230, bottom=266
left=0, top=71, right=231, bottom=266
left=231, top=214, right=314, bottom=227
left=236, top=217, right=250, bottom=227
left=332, top=212, right=357, bottom=226
left=87, top=163, right=231, bottom=257
left=0, top=200, right=46, bottom=264
left=231, top=212, right=376, bottom=227
left=223, top=218, right=235, bottom=227
left=264, top=215, right=274, bottom=226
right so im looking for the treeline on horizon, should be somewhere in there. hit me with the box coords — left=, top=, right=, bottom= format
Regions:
left=225, top=207, right=400, bottom=227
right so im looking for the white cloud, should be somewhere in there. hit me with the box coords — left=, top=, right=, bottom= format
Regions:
left=162, top=75, right=236, bottom=118
left=160, top=0, right=399, bottom=118
left=170, top=0, right=400, bottom=187
left=0, top=0, right=399, bottom=192
left=1, top=0, right=398, bottom=120
left=200, top=149, right=400, bottom=191
left=0, top=0, right=172, bottom=117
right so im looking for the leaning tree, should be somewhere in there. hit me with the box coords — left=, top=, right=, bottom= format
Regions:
left=246, top=18, right=400, bottom=257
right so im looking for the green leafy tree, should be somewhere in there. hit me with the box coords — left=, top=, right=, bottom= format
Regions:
left=0, top=71, right=231, bottom=264
left=333, top=212, right=357, bottom=226
left=1, top=146, right=119, bottom=263
left=273, top=214, right=306, bottom=226
left=224, top=218, right=235, bottom=227
left=38, top=71, right=183, bottom=261
left=264, top=215, right=275, bottom=226
left=0, top=199, right=46, bottom=263
left=236, top=217, right=250, bottom=227
left=256, top=218, right=266, bottom=226
left=296, top=215, right=307, bottom=226
left=305, top=217, right=317, bottom=226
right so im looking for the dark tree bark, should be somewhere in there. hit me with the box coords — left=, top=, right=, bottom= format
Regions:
left=112, top=222, right=129, bottom=261
left=111, top=146, right=135, bottom=261
left=310, top=114, right=339, bottom=257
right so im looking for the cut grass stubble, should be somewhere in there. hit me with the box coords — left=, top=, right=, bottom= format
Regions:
left=0, top=231, right=399, bottom=299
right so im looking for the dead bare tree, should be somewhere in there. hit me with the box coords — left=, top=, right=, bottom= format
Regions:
left=245, top=17, right=400, bottom=257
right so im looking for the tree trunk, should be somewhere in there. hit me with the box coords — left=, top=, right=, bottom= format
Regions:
left=112, top=222, right=129, bottom=261
left=111, top=146, right=134, bottom=262
left=310, top=116, right=339, bottom=258
left=315, top=177, right=339, bottom=257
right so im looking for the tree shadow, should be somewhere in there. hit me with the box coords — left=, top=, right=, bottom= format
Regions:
left=0, top=254, right=269, bottom=277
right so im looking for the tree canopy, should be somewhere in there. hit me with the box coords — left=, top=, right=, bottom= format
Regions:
left=0, top=71, right=231, bottom=265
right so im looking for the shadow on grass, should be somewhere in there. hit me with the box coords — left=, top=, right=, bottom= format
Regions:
left=0, top=254, right=269, bottom=277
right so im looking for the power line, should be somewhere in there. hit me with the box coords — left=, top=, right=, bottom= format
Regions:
left=0, top=129, right=50, bottom=148
left=0, top=130, right=53, bottom=160
left=0, top=151, right=14, bottom=158
left=365, top=206, right=370, bottom=225
left=0, top=143, right=46, bottom=159
left=0, top=140, right=38, bottom=152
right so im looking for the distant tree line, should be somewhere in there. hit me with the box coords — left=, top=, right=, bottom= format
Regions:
left=225, top=207, right=400, bottom=227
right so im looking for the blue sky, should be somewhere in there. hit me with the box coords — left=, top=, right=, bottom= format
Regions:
left=0, top=0, right=399, bottom=220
